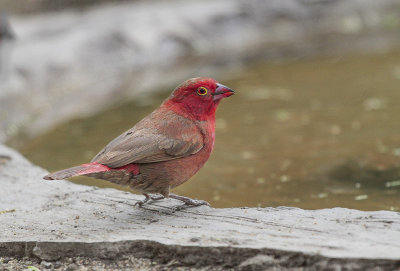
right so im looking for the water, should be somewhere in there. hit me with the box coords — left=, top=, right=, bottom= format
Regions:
left=10, top=50, right=400, bottom=210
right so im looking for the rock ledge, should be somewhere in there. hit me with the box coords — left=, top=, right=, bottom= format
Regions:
left=0, top=144, right=399, bottom=269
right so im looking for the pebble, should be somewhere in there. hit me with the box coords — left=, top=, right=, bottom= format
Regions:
left=41, top=261, right=53, bottom=269
left=66, top=263, right=79, bottom=271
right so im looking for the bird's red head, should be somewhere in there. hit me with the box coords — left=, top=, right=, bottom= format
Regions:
left=164, top=77, right=235, bottom=121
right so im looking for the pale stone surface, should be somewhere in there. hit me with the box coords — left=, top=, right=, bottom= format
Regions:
left=0, top=143, right=400, bottom=269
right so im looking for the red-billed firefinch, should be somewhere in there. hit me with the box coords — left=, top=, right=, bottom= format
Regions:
left=44, top=77, right=234, bottom=206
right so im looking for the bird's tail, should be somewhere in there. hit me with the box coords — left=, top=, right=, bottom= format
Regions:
left=43, top=162, right=111, bottom=180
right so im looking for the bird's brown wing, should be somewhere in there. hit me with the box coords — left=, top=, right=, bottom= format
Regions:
left=91, top=112, right=204, bottom=168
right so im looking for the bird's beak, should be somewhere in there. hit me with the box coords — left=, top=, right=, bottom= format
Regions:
left=213, top=83, right=235, bottom=101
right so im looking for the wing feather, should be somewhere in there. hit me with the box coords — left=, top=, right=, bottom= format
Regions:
left=91, top=109, right=204, bottom=168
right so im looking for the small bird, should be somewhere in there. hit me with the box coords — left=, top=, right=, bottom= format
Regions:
left=44, top=77, right=234, bottom=206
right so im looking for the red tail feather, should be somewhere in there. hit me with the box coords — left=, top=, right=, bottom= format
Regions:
left=43, top=162, right=112, bottom=180
left=43, top=162, right=140, bottom=181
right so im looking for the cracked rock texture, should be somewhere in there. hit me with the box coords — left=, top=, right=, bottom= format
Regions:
left=0, top=144, right=400, bottom=270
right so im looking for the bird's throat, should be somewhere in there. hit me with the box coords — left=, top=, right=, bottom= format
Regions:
left=163, top=100, right=217, bottom=122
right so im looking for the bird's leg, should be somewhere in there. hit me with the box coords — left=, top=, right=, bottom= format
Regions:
left=169, top=194, right=210, bottom=207
left=134, top=193, right=165, bottom=207
left=134, top=193, right=151, bottom=207
left=148, top=194, right=165, bottom=201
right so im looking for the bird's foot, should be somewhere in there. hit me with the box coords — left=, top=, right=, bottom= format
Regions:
left=169, top=194, right=210, bottom=208
left=134, top=193, right=165, bottom=207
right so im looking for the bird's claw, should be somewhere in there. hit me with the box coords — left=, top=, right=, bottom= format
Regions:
left=135, top=193, right=165, bottom=207
left=134, top=200, right=146, bottom=207
left=135, top=193, right=209, bottom=209
left=184, top=199, right=210, bottom=207
left=169, top=194, right=210, bottom=209
left=173, top=200, right=210, bottom=211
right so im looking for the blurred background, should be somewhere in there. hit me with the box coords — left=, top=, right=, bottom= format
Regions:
left=1, top=0, right=400, bottom=210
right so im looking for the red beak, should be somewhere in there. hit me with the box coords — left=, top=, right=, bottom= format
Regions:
left=213, top=83, right=235, bottom=101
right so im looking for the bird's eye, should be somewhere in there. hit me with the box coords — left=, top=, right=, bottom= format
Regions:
left=197, top=87, right=208, bottom=96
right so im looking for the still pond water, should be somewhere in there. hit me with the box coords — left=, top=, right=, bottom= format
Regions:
left=11, top=50, right=400, bottom=210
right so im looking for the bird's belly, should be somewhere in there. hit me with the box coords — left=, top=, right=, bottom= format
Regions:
left=138, top=147, right=212, bottom=192
left=166, top=150, right=211, bottom=188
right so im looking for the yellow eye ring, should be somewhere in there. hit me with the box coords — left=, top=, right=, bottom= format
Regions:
left=197, top=87, right=208, bottom=96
